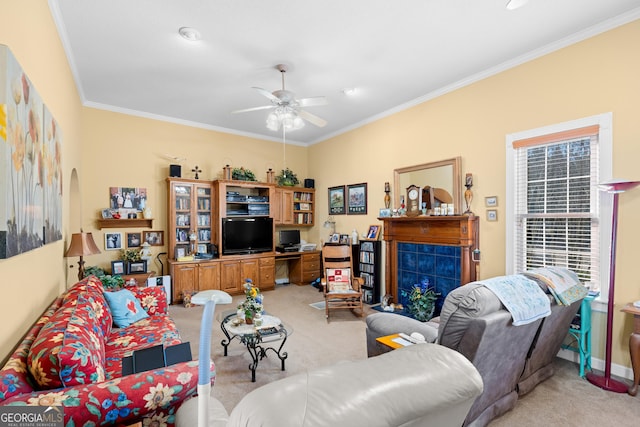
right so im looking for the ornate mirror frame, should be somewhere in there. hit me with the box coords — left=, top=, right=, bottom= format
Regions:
left=393, top=157, right=462, bottom=214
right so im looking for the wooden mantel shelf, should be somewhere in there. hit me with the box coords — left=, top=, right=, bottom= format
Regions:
left=97, top=218, right=153, bottom=229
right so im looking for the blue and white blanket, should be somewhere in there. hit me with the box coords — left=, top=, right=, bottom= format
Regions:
left=481, top=275, right=551, bottom=326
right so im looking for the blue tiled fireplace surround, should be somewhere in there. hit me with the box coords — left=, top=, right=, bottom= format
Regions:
left=397, top=242, right=461, bottom=316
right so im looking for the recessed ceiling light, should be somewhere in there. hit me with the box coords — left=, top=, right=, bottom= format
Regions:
left=341, top=87, right=356, bottom=95
left=179, top=27, right=201, bottom=41
left=506, top=0, right=529, bottom=10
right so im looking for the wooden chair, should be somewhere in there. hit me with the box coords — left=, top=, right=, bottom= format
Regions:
left=321, top=244, right=364, bottom=322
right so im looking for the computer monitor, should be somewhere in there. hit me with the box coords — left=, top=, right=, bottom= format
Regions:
left=279, top=229, right=300, bottom=247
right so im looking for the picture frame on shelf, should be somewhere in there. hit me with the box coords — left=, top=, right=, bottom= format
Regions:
left=105, top=232, right=123, bottom=250
left=175, top=247, right=186, bottom=259
left=486, top=209, right=498, bottom=222
left=101, top=209, right=113, bottom=219
left=379, top=208, right=391, bottom=218
left=339, top=234, right=350, bottom=244
left=111, top=260, right=125, bottom=276
left=197, top=243, right=208, bottom=254
left=328, top=185, right=346, bottom=215
left=126, top=232, right=142, bottom=248
left=347, top=183, right=367, bottom=215
left=143, top=230, right=164, bottom=246
left=127, top=260, right=148, bottom=274
left=329, top=233, right=340, bottom=243
left=485, top=196, right=498, bottom=207
left=365, top=225, right=381, bottom=240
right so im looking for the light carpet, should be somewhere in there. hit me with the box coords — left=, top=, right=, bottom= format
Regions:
left=169, top=284, right=640, bottom=425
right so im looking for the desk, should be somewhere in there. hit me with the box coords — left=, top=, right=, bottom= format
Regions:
left=621, top=303, right=640, bottom=396
left=275, top=250, right=321, bottom=285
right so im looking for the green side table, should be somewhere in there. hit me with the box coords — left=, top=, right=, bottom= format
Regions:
left=562, top=295, right=594, bottom=378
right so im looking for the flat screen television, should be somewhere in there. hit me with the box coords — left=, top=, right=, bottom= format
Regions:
left=222, top=217, right=273, bottom=255
left=279, top=229, right=300, bottom=247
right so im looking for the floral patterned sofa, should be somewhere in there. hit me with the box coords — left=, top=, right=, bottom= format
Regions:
left=0, top=276, right=208, bottom=426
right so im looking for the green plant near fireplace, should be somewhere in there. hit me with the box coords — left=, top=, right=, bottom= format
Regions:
left=402, top=279, right=439, bottom=321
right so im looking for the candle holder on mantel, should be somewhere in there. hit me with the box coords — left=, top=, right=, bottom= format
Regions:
left=464, top=173, right=473, bottom=215
left=384, top=182, right=391, bottom=209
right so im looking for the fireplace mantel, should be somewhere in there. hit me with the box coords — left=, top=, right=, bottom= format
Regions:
left=379, top=215, right=479, bottom=302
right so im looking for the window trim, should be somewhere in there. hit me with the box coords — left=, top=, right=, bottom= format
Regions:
left=506, top=113, right=612, bottom=311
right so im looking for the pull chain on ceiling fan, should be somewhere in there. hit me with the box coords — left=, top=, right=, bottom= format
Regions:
left=232, top=64, right=328, bottom=132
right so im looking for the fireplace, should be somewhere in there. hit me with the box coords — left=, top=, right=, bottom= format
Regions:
left=380, top=216, right=479, bottom=305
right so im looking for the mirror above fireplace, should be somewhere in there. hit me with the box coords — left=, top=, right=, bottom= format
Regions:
left=393, top=157, right=462, bottom=215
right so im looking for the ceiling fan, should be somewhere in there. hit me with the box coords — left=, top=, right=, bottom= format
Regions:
left=232, top=64, right=328, bottom=131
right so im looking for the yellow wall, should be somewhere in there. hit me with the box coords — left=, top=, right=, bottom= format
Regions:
left=1, top=1, right=638, bottom=372
left=0, top=0, right=83, bottom=358
left=309, top=20, right=640, bottom=368
left=79, top=108, right=308, bottom=274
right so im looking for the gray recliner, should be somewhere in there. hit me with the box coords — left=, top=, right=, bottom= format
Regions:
left=366, top=281, right=544, bottom=427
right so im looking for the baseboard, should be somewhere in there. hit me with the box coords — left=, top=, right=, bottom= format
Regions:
left=557, top=348, right=633, bottom=380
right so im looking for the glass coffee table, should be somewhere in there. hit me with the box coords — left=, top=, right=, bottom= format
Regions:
left=220, top=311, right=291, bottom=382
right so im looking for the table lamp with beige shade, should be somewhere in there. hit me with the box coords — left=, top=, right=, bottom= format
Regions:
left=64, top=230, right=101, bottom=281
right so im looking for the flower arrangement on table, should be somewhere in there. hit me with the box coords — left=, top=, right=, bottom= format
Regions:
left=401, top=279, right=439, bottom=322
left=238, top=279, right=263, bottom=324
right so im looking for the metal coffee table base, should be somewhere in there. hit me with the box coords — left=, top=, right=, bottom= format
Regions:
left=221, top=314, right=289, bottom=382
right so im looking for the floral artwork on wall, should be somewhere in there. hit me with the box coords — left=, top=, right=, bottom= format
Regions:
left=0, top=45, right=63, bottom=259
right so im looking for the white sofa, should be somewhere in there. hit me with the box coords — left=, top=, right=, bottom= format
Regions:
left=177, top=343, right=483, bottom=427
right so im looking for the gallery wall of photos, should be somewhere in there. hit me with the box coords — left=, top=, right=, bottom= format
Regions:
left=0, top=45, right=63, bottom=259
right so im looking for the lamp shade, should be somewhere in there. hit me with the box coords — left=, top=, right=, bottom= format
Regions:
left=65, top=232, right=101, bottom=257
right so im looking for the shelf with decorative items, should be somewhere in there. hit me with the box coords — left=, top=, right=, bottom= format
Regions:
left=97, top=218, right=153, bottom=229
left=273, top=186, right=314, bottom=227
left=292, top=188, right=314, bottom=226
left=215, top=180, right=274, bottom=218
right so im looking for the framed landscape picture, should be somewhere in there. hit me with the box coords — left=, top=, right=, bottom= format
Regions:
left=347, top=183, right=367, bottom=215
left=328, top=186, right=345, bottom=215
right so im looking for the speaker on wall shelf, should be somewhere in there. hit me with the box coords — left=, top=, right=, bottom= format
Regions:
left=169, top=164, right=182, bottom=178
left=304, top=178, right=315, bottom=188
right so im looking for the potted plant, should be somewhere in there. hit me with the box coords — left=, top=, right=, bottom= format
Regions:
left=276, top=168, right=299, bottom=186
left=232, top=167, right=257, bottom=181
left=402, top=279, right=439, bottom=321
left=237, top=279, right=263, bottom=324
left=83, top=266, right=125, bottom=290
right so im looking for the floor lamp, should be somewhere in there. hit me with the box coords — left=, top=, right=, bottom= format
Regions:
left=175, top=289, right=232, bottom=427
left=586, top=179, right=640, bottom=392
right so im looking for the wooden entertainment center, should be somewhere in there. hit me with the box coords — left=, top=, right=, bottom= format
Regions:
left=166, top=177, right=316, bottom=302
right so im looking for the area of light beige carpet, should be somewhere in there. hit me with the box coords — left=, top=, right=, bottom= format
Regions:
left=169, top=284, right=640, bottom=425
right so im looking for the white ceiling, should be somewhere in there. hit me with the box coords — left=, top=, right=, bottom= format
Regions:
left=49, top=0, right=640, bottom=145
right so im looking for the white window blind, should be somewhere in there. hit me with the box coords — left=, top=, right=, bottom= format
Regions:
left=509, top=121, right=609, bottom=293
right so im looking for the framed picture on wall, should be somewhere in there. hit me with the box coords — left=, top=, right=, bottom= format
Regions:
left=347, top=183, right=367, bottom=215
left=105, top=232, right=123, bottom=250
left=126, top=232, right=142, bottom=248
left=328, top=186, right=346, bottom=215
left=143, top=230, right=164, bottom=246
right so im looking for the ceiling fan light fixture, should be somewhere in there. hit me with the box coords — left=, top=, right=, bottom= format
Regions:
left=179, top=27, right=201, bottom=41
left=506, top=0, right=529, bottom=10
left=266, top=107, right=305, bottom=132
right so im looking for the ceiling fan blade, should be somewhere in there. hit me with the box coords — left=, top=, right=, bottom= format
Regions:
left=231, top=105, right=275, bottom=114
left=298, top=109, right=327, bottom=128
left=252, top=87, right=280, bottom=103
left=297, top=96, right=328, bottom=107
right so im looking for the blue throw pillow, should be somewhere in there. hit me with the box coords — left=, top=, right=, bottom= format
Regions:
left=104, top=289, right=149, bottom=328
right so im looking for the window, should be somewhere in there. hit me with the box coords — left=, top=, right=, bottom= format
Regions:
left=506, top=114, right=612, bottom=298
